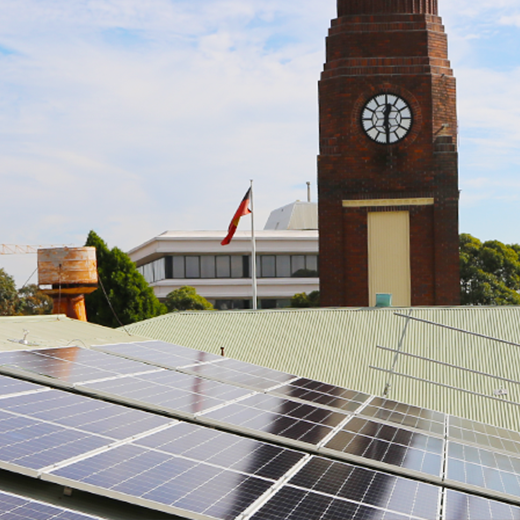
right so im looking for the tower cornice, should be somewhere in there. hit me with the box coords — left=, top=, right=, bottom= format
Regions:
left=338, top=0, right=438, bottom=17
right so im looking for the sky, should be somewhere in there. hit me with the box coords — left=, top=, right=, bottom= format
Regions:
left=0, top=0, right=519, bottom=286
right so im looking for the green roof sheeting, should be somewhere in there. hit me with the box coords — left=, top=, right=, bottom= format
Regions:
left=124, top=307, right=520, bottom=431
left=0, top=315, right=150, bottom=352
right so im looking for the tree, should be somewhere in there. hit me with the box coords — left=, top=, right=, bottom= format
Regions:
left=290, top=290, right=320, bottom=308
left=460, top=233, right=520, bottom=305
left=17, top=284, right=53, bottom=315
left=165, top=286, right=214, bottom=312
left=84, top=231, right=166, bottom=327
left=0, top=268, right=18, bottom=316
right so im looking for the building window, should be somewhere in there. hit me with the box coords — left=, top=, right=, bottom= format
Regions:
left=201, top=256, right=215, bottom=279
left=213, top=299, right=251, bottom=310
left=276, top=255, right=291, bottom=277
left=138, top=258, right=166, bottom=284
left=231, top=256, right=243, bottom=278
left=185, top=256, right=200, bottom=278
left=173, top=256, right=185, bottom=278
left=260, top=256, right=276, bottom=278
left=139, top=254, right=318, bottom=282
left=257, top=254, right=319, bottom=278
left=291, top=255, right=306, bottom=275
left=216, top=256, right=231, bottom=278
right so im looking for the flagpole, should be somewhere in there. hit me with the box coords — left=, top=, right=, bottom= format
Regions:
left=250, top=179, right=258, bottom=310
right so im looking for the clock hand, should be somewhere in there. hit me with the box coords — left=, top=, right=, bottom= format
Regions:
left=383, top=104, right=391, bottom=142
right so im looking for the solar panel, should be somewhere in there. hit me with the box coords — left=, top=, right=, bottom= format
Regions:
left=0, top=374, right=46, bottom=398
left=447, top=441, right=520, bottom=496
left=48, top=443, right=274, bottom=519
left=0, top=409, right=112, bottom=475
left=46, top=421, right=308, bottom=520
left=360, top=397, right=446, bottom=436
left=250, top=456, right=441, bottom=520
left=449, top=415, right=520, bottom=456
left=0, top=348, right=157, bottom=385
left=443, top=489, right=520, bottom=519
left=271, top=378, right=371, bottom=413
left=324, top=416, right=444, bottom=476
left=98, top=340, right=222, bottom=368
left=134, top=422, right=305, bottom=481
left=0, top=389, right=171, bottom=439
left=96, top=341, right=296, bottom=391
left=84, top=369, right=252, bottom=416
left=0, top=489, right=104, bottom=519
left=202, top=393, right=348, bottom=446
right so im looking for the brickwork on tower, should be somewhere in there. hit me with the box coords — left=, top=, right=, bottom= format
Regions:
left=318, top=0, right=460, bottom=307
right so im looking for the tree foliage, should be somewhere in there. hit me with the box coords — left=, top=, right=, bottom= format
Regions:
left=165, top=286, right=214, bottom=312
left=0, top=270, right=53, bottom=316
left=290, top=290, right=320, bottom=308
left=17, top=284, right=53, bottom=315
left=84, top=231, right=166, bottom=327
left=460, top=234, right=520, bottom=305
left=0, top=268, right=18, bottom=316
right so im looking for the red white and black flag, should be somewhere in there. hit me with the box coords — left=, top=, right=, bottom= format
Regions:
left=221, top=188, right=252, bottom=246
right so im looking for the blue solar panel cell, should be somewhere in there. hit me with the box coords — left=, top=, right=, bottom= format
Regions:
left=0, top=418, right=110, bottom=470
left=180, top=361, right=295, bottom=391
left=98, top=341, right=296, bottom=392
left=50, top=444, right=275, bottom=519
left=449, top=416, right=520, bottom=457
left=0, top=375, right=44, bottom=397
left=325, top=417, right=444, bottom=476
left=40, top=347, right=153, bottom=375
left=0, top=390, right=171, bottom=439
left=0, top=350, right=104, bottom=384
left=99, top=340, right=223, bottom=366
left=444, top=489, right=520, bottom=519
left=0, top=490, right=103, bottom=519
left=271, top=380, right=370, bottom=413
left=251, top=483, right=438, bottom=520
left=287, top=456, right=440, bottom=519
left=0, top=347, right=158, bottom=385
left=134, top=422, right=306, bottom=480
left=203, top=394, right=344, bottom=445
left=447, top=441, right=520, bottom=497
left=361, top=397, right=446, bottom=436
left=85, top=370, right=251, bottom=415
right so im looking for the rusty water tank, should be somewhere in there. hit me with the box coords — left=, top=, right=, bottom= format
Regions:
left=38, top=247, right=98, bottom=321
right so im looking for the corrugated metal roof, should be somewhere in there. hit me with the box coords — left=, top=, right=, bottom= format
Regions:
left=124, top=307, right=520, bottom=431
left=0, top=315, right=150, bottom=352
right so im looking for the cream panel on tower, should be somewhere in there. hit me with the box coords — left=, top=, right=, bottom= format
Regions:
left=368, top=211, right=411, bottom=307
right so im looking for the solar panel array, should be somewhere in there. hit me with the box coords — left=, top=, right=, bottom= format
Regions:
left=1, top=340, right=520, bottom=519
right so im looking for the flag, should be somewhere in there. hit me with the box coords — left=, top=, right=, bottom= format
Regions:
left=221, top=188, right=252, bottom=246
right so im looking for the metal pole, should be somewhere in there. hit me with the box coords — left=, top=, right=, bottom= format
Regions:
left=250, top=180, right=258, bottom=310
left=383, top=309, right=412, bottom=397
left=394, top=312, right=520, bottom=348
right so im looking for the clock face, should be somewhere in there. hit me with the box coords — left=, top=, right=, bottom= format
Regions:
left=361, top=93, right=413, bottom=144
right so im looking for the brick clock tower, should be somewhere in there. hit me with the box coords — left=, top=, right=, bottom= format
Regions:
left=318, top=0, right=460, bottom=307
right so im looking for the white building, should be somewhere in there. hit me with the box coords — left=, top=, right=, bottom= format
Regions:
left=130, top=202, right=319, bottom=309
